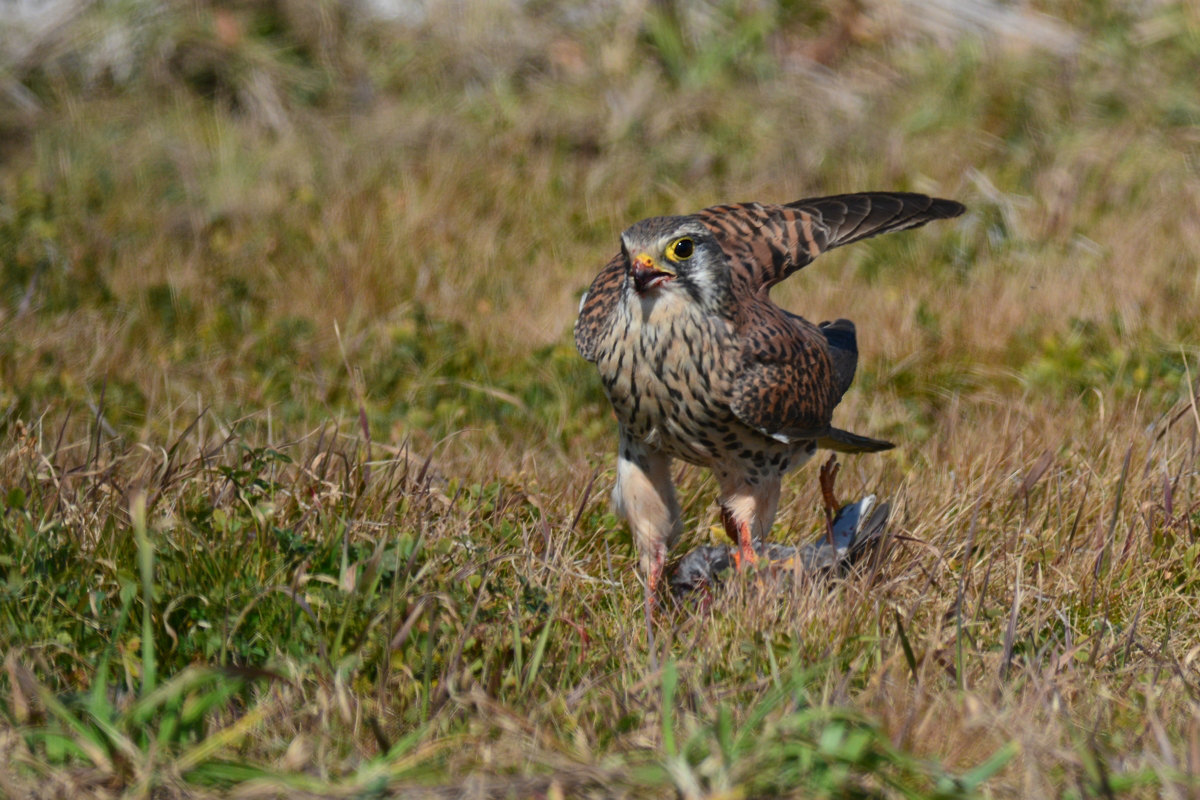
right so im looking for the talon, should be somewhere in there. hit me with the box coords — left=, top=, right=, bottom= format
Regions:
left=819, top=455, right=841, bottom=512
left=721, top=506, right=759, bottom=571
left=820, top=455, right=841, bottom=547
left=731, top=542, right=759, bottom=570
left=645, top=545, right=667, bottom=614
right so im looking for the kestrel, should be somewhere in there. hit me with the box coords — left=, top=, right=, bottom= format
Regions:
left=574, top=191, right=964, bottom=602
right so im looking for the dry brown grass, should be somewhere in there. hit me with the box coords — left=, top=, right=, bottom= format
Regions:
left=3, top=0, right=1200, bottom=797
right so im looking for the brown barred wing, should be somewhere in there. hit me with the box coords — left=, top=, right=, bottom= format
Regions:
left=698, top=192, right=964, bottom=292
left=728, top=300, right=841, bottom=443
left=787, top=191, right=965, bottom=254
left=574, top=252, right=625, bottom=362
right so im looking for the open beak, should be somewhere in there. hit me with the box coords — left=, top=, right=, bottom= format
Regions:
left=631, top=253, right=676, bottom=293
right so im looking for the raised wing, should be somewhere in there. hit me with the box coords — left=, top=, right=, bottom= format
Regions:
left=719, top=192, right=961, bottom=444
left=574, top=252, right=624, bottom=362
left=698, top=191, right=964, bottom=293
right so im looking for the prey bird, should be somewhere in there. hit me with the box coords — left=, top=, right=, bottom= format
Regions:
left=574, top=191, right=964, bottom=602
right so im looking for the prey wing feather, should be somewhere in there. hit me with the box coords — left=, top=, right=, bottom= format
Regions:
left=574, top=252, right=625, bottom=362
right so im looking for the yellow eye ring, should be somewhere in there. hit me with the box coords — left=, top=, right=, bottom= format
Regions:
left=667, top=237, right=695, bottom=262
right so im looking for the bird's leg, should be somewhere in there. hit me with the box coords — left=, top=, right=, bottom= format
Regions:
left=721, top=505, right=758, bottom=569
left=612, top=434, right=681, bottom=612
left=717, top=477, right=781, bottom=571
left=644, top=542, right=667, bottom=609
left=819, top=455, right=841, bottom=547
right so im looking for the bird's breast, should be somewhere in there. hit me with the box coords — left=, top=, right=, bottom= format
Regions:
left=595, top=293, right=743, bottom=464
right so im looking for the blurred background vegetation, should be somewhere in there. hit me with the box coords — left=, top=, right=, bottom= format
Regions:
left=4, top=0, right=1197, bottom=467
left=3, top=0, right=1200, bottom=797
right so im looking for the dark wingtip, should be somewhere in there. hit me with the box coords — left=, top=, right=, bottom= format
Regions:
left=928, top=197, right=966, bottom=219
left=820, top=428, right=895, bottom=454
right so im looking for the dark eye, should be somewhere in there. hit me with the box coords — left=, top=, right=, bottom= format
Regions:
left=668, top=237, right=694, bottom=261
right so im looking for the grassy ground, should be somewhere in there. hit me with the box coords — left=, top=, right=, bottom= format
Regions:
left=3, top=0, right=1200, bottom=796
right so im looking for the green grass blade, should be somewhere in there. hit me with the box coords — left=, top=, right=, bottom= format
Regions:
left=176, top=706, right=266, bottom=772
left=660, top=658, right=678, bottom=759
left=87, top=584, right=136, bottom=720
left=521, top=614, right=555, bottom=693
left=956, top=740, right=1020, bottom=791
left=27, top=730, right=90, bottom=764
left=26, top=682, right=114, bottom=772
left=131, top=492, right=156, bottom=696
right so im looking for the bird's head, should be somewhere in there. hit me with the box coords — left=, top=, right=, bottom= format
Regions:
left=620, top=216, right=729, bottom=312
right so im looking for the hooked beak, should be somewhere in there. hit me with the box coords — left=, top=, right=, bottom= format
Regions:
left=631, top=253, right=676, bottom=293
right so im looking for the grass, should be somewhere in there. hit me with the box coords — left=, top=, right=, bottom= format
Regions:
left=3, top=0, right=1200, bottom=796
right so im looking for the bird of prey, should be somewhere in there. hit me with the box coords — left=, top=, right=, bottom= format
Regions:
left=575, top=191, right=964, bottom=603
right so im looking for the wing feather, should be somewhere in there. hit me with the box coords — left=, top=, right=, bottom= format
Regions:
left=728, top=301, right=839, bottom=442
left=818, top=318, right=858, bottom=402
left=574, top=252, right=624, bottom=362
left=698, top=191, right=964, bottom=292
left=712, top=192, right=962, bottom=440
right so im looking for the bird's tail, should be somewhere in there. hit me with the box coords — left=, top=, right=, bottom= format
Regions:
left=819, top=427, right=894, bottom=454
